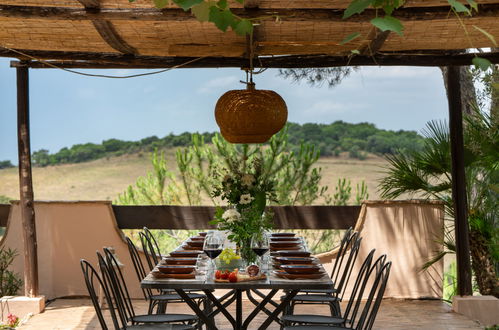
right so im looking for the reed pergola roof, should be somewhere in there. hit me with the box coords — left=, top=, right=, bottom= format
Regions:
left=1, top=0, right=499, bottom=68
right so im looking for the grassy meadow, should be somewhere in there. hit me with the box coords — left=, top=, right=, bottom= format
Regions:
left=0, top=150, right=389, bottom=202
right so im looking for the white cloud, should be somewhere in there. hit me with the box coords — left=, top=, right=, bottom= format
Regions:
left=197, top=76, right=239, bottom=94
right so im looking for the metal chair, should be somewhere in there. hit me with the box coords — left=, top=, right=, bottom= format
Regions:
left=284, top=229, right=362, bottom=317
left=125, top=237, right=208, bottom=315
left=80, top=259, right=194, bottom=330
left=281, top=251, right=391, bottom=329
left=96, top=251, right=199, bottom=327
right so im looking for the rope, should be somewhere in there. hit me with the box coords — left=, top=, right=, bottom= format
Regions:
left=2, top=46, right=206, bottom=79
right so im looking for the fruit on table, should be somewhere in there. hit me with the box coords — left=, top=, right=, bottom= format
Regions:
left=219, top=248, right=241, bottom=264
left=221, top=270, right=230, bottom=280
left=228, top=270, right=238, bottom=282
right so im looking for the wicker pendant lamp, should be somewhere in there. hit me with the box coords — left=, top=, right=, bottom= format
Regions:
left=214, top=33, right=288, bottom=144
left=215, top=81, right=288, bottom=144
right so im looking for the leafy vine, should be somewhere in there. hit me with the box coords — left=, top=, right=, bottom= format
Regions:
left=135, top=0, right=497, bottom=69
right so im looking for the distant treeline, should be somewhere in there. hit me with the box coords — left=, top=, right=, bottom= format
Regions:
left=0, top=121, right=425, bottom=168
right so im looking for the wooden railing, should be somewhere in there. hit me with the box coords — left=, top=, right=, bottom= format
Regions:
left=0, top=204, right=360, bottom=230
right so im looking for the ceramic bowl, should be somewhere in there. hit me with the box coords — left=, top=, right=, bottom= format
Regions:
left=280, top=264, right=321, bottom=274
left=269, top=241, right=301, bottom=248
left=275, top=250, right=311, bottom=257
left=274, top=256, right=315, bottom=264
left=270, top=232, right=296, bottom=237
left=162, top=257, right=198, bottom=265
left=170, top=250, right=203, bottom=258
left=157, top=265, right=196, bottom=274
left=270, top=237, right=301, bottom=242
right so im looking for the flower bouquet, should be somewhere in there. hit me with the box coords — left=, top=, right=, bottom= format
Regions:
left=210, top=156, right=275, bottom=264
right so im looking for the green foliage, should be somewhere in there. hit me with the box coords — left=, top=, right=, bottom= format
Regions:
left=278, top=68, right=358, bottom=88
left=379, top=107, right=498, bottom=296
left=356, top=181, right=369, bottom=204
left=343, top=0, right=405, bottom=35
left=333, top=178, right=352, bottom=206
left=443, top=261, right=458, bottom=303
left=130, top=0, right=254, bottom=36
left=0, top=247, right=22, bottom=297
left=0, top=195, right=11, bottom=204
left=0, top=161, right=13, bottom=170
left=28, top=122, right=425, bottom=167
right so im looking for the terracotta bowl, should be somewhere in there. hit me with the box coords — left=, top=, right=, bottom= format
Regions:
left=170, top=250, right=203, bottom=258
left=198, top=232, right=208, bottom=237
left=272, top=270, right=325, bottom=280
left=274, top=257, right=315, bottom=264
left=186, top=240, right=204, bottom=247
left=162, top=257, right=198, bottom=265
left=269, top=241, right=301, bottom=248
left=190, top=236, right=205, bottom=241
left=280, top=264, right=321, bottom=274
left=270, top=237, right=301, bottom=242
left=275, top=250, right=311, bottom=258
left=157, top=265, right=196, bottom=274
left=270, top=232, right=296, bottom=237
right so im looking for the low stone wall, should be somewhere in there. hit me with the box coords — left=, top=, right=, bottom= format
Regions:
left=1, top=200, right=444, bottom=300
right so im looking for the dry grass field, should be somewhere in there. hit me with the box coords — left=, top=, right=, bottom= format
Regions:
left=0, top=151, right=390, bottom=203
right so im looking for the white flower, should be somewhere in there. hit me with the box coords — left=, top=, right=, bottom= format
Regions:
left=241, top=174, right=255, bottom=187
left=222, top=209, right=241, bottom=223
left=239, top=194, right=254, bottom=205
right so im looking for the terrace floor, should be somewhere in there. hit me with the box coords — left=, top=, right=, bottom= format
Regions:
left=18, top=298, right=483, bottom=330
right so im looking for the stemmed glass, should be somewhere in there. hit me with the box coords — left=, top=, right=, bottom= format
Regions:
left=203, top=233, right=223, bottom=273
left=251, top=232, right=270, bottom=270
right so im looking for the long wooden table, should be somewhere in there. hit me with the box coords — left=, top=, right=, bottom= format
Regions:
left=141, top=266, right=333, bottom=330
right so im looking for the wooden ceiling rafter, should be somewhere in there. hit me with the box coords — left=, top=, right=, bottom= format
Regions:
left=358, top=27, right=391, bottom=56
left=75, top=0, right=137, bottom=55
left=1, top=4, right=499, bottom=22
left=6, top=49, right=499, bottom=69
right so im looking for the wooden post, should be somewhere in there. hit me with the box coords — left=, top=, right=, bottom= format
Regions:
left=16, top=65, right=39, bottom=297
left=445, top=66, right=472, bottom=296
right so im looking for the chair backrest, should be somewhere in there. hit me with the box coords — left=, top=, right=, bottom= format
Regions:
left=143, top=227, right=162, bottom=256
left=139, top=231, right=160, bottom=271
left=342, top=252, right=390, bottom=330
left=97, top=251, right=135, bottom=327
left=341, top=249, right=376, bottom=326
left=126, top=236, right=153, bottom=299
left=103, top=248, right=136, bottom=320
left=357, top=261, right=392, bottom=330
left=332, top=231, right=362, bottom=299
left=80, top=259, right=120, bottom=330
left=329, top=228, right=353, bottom=280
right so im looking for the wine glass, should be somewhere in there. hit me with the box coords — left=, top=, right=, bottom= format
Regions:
left=251, top=232, right=270, bottom=270
left=203, top=233, right=223, bottom=272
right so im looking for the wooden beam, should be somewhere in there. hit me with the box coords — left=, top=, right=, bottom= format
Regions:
left=74, top=0, right=137, bottom=55
left=16, top=66, right=39, bottom=298
left=445, top=66, right=473, bottom=296
left=112, top=205, right=361, bottom=230
left=5, top=49, right=499, bottom=68
left=91, top=20, right=137, bottom=54
left=76, top=0, right=99, bottom=9
left=359, top=28, right=391, bottom=56
left=1, top=4, right=499, bottom=22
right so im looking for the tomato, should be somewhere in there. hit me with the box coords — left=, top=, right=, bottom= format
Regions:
left=228, top=271, right=238, bottom=283
left=215, top=270, right=221, bottom=280
left=221, top=270, right=230, bottom=280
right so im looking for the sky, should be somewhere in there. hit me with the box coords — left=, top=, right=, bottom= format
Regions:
left=0, top=57, right=449, bottom=164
